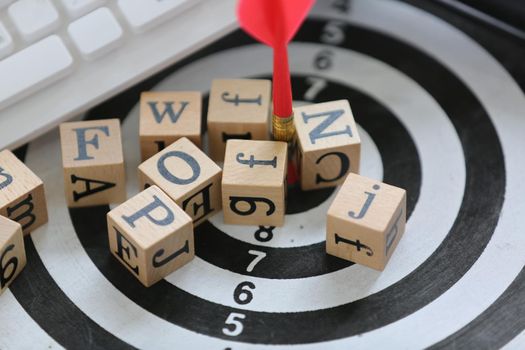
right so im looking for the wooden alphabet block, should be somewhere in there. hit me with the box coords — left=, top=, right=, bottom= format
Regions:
left=207, top=79, right=271, bottom=161
left=107, top=185, right=194, bottom=287
left=0, top=216, right=26, bottom=294
left=222, top=139, right=287, bottom=227
left=60, top=119, right=126, bottom=208
left=294, top=99, right=361, bottom=191
left=326, top=173, right=406, bottom=270
left=0, top=150, right=48, bottom=235
left=140, top=91, right=202, bottom=161
left=138, top=137, right=222, bottom=227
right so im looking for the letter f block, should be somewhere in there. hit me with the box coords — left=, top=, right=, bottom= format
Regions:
left=222, top=140, right=288, bottom=227
left=326, top=173, right=406, bottom=271
left=0, top=150, right=48, bottom=235
left=294, top=100, right=361, bottom=191
left=107, top=186, right=194, bottom=287
left=60, top=119, right=126, bottom=207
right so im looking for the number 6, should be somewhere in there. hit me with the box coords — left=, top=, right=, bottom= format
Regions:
left=222, top=312, right=246, bottom=337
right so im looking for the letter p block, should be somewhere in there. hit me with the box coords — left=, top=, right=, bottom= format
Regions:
left=294, top=100, right=361, bottom=191
left=107, top=186, right=194, bottom=287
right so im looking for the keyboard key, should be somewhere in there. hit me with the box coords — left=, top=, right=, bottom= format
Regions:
left=8, top=0, right=60, bottom=42
left=0, top=35, right=73, bottom=109
left=0, top=0, right=13, bottom=8
left=117, top=0, right=198, bottom=33
left=0, top=21, right=14, bottom=59
left=60, top=0, right=105, bottom=18
left=68, top=8, right=123, bottom=60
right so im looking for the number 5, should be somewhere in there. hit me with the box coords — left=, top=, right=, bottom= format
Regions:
left=222, top=312, right=246, bottom=337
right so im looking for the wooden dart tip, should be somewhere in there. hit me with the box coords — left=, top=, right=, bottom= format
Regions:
left=272, top=113, right=295, bottom=142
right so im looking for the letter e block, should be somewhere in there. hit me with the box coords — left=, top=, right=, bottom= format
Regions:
left=222, top=140, right=287, bottom=227
left=60, top=119, right=126, bottom=207
left=294, top=100, right=361, bottom=191
left=326, top=173, right=406, bottom=270
left=107, top=185, right=194, bottom=287
left=207, top=79, right=271, bottom=161
left=140, top=91, right=202, bottom=161
left=138, top=137, right=222, bottom=226
left=0, top=150, right=48, bottom=235
left=0, top=216, right=26, bottom=294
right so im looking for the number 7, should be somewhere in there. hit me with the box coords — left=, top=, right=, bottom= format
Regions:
left=246, top=250, right=266, bottom=272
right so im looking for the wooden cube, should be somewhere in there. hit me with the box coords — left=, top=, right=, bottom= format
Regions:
left=140, top=91, right=202, bottom=161
left=107, top=185, right=194, bottom=287
left=294, top=100, right=361, bottom=191
left=60, top=119, right=126, bottom=208
left=138, top=137, right=221, bottom=226
left=207, top=79, right=271, bottom=161
left=222, top=140, right=287, bottom=227
left=0, top=216, right=26, bottom=294
left=0, top=150, right=48, bottom=235
left=326, top=173, right=406, bottom=271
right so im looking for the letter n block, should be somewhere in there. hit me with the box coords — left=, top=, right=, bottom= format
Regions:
left=138, top=137, right=222, bottom=226
left=222, top=140, right=287, bottom=227
left=207, top=79, right=271, bottom=161
left=60, top=119, right=126, bottom=207
left=0, top=150, right=48, bottom=235
left=0, top=216, right=26, bottom=294
left=107, top=186, right=194, bottom=287
left=294, top=100, right=361, bottom=191
left=326, top=173, right=406, bottom=270
left=140, top=91, right=202, bottom=161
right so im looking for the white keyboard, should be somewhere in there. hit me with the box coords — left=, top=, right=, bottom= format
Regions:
left=0, top=0, right=238, bottom=150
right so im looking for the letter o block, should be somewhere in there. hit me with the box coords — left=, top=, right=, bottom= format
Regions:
left=326, top=173, right=406, bottom=271
left=138, top=137, right=222, bottom=227
left=294, top=100, right=361, bottom=191
left=0, top=150, right=48, bottom=235
left=60, top=119, right=126, bottom=207
left=107, top=185, right=194, bottom=287
left=0, top=216, right=26, bottom=294
left=222, top=140, right=288, bottom=227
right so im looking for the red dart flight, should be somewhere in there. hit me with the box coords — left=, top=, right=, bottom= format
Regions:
left=237, top=0, right=315, bottom=141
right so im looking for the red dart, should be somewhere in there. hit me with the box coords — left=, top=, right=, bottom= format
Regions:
left=237, top=0, right=314, bottom=141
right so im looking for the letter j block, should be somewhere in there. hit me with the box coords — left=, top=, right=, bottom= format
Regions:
left=0, top=149, right=48, bottom=235
left=60, top=119, right=126, bottom=207
left=294, top=100, right=361, bottom=191
left=326, top=173, right=406, bottom=271
left=107, top=185, right=194, bottom=287
left=0, top=216, right=26, bottom=294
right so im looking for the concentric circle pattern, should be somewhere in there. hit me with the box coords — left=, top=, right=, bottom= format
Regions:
left=2, top=1, right=525, bottom=349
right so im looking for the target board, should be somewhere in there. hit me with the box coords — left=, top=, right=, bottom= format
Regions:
left=2, top=0, right=525, bottom=349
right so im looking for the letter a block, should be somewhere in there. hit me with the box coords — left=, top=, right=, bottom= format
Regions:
left=140, top=91, right=202, bottom=161
left=60, top=119, right=126, bottom=207
left=326, top=173, right=406, bottom=270
left=294, top=100, right=361, bottom=191
left=222, top=140, right=287, bottom=227
left=138, top=137, right=222, bottom=226
left=107, top=185, right=194, bottom=287
left=207, top=79, right=271, bottom=161
left=0, top=216, right=26, bottom=294
left=0, top=150, right=48, bottom=235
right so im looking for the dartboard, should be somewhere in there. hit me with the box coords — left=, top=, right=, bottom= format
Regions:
left=2, top=0, right=525, bottom=349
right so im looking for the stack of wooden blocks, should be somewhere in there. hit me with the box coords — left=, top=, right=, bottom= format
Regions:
left=0, top=78, right=407, bottom=291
